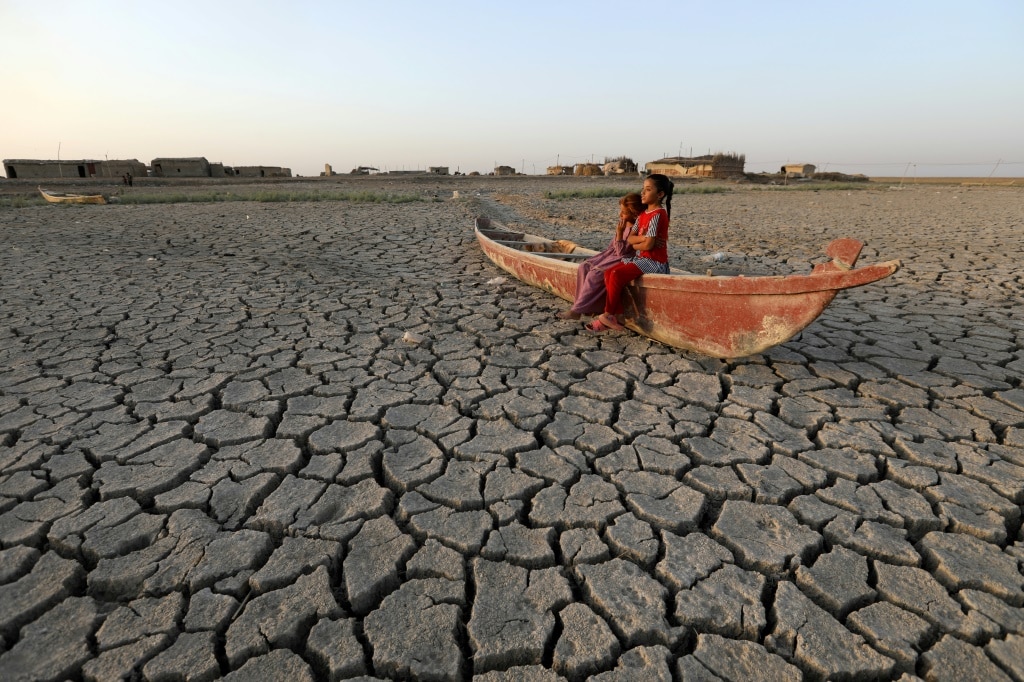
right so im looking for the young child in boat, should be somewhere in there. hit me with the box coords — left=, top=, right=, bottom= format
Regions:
left=557, top=192, right=644, bottom=320
left=587, top=173, right=674, bottom=332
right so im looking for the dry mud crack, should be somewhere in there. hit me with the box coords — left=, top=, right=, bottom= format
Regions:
left=1, top=177, right=1023, bottom=681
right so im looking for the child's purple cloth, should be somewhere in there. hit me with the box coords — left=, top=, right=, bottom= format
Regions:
left=571, top=238, right=635, bottom=315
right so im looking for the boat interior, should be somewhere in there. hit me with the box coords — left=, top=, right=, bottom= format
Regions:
left=477, top=221, right=592, bottom=259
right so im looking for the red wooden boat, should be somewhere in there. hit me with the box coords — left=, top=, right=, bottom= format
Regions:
left=474, top=217, right=900, bottom=358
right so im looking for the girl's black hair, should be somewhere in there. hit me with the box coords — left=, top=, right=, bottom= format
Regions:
left=646, top=173, right=674, bottom=219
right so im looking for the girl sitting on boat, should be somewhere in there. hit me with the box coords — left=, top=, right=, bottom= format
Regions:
left=587, top=173, right=674, bottom=332
left=557, top=192, right=644, bottom=320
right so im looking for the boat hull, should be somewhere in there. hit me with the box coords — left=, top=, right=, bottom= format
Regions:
left=39, top=188, right=107, bottom=205
left=475, top=219, right=900, bottom=358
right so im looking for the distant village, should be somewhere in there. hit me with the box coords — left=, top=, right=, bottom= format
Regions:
left=3, top=153, right=851, bottom=182
left=2, top=157, right=291, bottom=180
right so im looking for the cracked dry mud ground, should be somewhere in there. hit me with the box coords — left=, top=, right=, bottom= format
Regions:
left=1, top=177, right=1023, bottom=681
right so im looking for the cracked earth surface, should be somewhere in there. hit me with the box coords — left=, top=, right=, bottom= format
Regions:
left=1, top=177, right=1023, bottom=681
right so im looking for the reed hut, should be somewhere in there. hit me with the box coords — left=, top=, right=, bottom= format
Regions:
left=602, top=156, right=638, bottom=175
left=645, top=153, right=746, bottom=179
left=782, top=163, right=816, bottom=178
left=574, top=163, right=603, bottom=177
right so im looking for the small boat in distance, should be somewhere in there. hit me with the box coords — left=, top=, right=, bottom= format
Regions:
left=474, top=216, right=900, bottom=358
left=39, top=187, right=107, bottom=205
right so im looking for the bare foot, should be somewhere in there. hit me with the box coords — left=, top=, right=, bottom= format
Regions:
left=556, top=310, right=581, bottom=320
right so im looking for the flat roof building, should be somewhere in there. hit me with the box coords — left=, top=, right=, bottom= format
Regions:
left=3, top=158, right=147, bottom=179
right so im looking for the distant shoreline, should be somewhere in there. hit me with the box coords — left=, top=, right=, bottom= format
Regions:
left=865, top=176, right=1021, bottom=185
left=2, top=173, right=1020, bottom=201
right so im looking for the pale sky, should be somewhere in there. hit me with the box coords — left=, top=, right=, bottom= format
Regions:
left=2, top=0, right=1022, bottom=177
